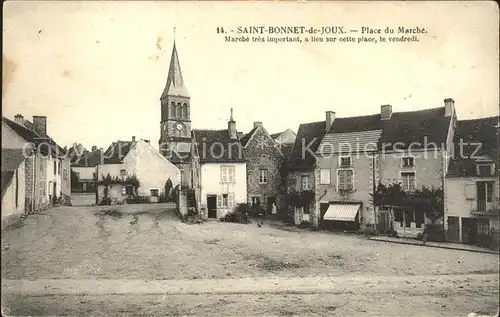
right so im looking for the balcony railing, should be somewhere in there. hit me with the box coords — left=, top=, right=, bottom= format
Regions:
left=471, top=207, right=499, bottom=216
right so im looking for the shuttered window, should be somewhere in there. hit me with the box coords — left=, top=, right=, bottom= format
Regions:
left=221, top=166, right=235, bottom=183
left=320, top=169, right=331, bottom=184
left=337, top=169, right=354, bottom=191
left=465, top=182, right=476, bottom=200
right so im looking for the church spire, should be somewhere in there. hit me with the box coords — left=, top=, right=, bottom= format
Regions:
left=161, top=37, right=189, bottom=99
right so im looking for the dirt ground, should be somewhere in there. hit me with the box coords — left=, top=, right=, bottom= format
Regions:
left=3, top=292, right=499, bottom=316
left=1, top=205, right=499, bottom=316
left=2, top=205, right=498, bottom=280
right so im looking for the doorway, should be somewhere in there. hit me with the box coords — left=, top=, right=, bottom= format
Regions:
left=267, top=197, right=276, bottom=215
left=462, top=217, right=477, bottom=244
left=207, top=195, right=217, bottom=219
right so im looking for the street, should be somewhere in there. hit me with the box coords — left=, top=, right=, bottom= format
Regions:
left=1, top=204, right=499, bottom=316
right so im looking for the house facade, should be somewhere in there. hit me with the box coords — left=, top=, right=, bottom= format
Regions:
left=2, top=115, right=70, bottom=213
left=376, top=100, right=456, bottom=237
left=71, top=146, right=102, bottom=192
left=287, top=119, right=327, bottom=226
left=240, top=122, right=285, bottom=213
left=1, top=149, right=26, bottom=230
left=192, top=110, right=247, bottom=219
left=271, top=129, right=297, bottom=145
left=445, top=116, right=499, bottom=247
left=96, top=138, right=181, bottom=204
left=314, top=111, right=383, bottom=232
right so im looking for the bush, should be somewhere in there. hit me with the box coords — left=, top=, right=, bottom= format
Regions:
left=388, top=230, right=398, bottom=237
left=220, top=204, right=251, bottom=224
left=181, top=207, right=204, bottom=224
left=126, top=196, right=148, bottom=204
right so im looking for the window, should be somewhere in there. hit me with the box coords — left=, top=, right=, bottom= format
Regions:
left=320, top=168, right=331, bottom=185
left=401, top=156, right=415, bottom=168
left=58, top=161, right=62, bottom=175
left=401, top=172, right=416, bottom=192
left=477, top=181, right=494, bottom=205
left=337, top=169, right=354, bottom=191
left=176, top=103, right=182, bottom=118
left=182, top=103, right=188, bottom=118
left=259, top=169, right=268, bottom=184
left=53, top=161, right=57, bottom=174
left=301, top=175, right=310, bottom=190
left=222, top=194, right=229, bottom=207
left=465, top=182, right=476, bottom=200
left=339, top=156, right=351, bottom=168
left=221, top=166, right=235, bottom=183
left=477, top=163, right=494, bottom=177
left=120, top=169, right=127, bottom=177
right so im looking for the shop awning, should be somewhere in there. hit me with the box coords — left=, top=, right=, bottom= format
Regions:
left=323, top=204, right=360, bottom=222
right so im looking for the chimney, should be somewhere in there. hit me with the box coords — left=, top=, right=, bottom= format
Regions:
left=228, top=108, right=237, bottom=140
left=32, top=116, right=47, bottom=137
left=444, top=98, right=455, bottom=117
left=14, top=114, right=24, bottom=125
left=326, top=111, right=335, bottom=131
left=132, top=136, right=136, bottom=143
left=380, top=105, right=392, bottom=120
left=253, top=122, right=263, bottom=129
left=91, top=145, right=97, bottom=152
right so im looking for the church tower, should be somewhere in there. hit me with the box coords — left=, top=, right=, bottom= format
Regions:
left=159, top=40, right=192, bottom=164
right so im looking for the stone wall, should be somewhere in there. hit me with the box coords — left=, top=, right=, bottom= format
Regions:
left=244, top=128, right=284, bottom=211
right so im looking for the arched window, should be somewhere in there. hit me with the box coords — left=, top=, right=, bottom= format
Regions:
left=176, top=103, right=182, bottom=118
left=170, top=102, right=175, bottom=118
left=182, top=103, right=188, bottom=118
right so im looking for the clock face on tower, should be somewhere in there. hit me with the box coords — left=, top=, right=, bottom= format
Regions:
left=175, top=122, right=184, bottom=132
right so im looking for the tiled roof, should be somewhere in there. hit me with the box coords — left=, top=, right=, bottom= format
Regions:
left=288, top=121, right=326, bottom=170
left=193, top=129, right=246, bottom=163
left=71, top=149, right=103, bottom=167
left=240, top=127, right=257, bottom=147
left=378, top=107, right=451, bottom=150
left=447, top=116, right=500, bottom=178
left=270, top=132, right=282, bottom=139
left=327, top=114, right=382, bottom=133
left=2, top=117, right=65, bottom=157
left=102, top=141, right=133, bottom=164
left=318, top=130, right=382, bottom=155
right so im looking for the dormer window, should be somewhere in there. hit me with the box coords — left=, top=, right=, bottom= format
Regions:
left=476, top=162, right=495, bottom=177
left=401, top=156, right=415, bottom=168
left=339, top=156, right=351, bottom=168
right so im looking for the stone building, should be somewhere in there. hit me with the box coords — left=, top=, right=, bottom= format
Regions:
left=240, top=122, right=285, bottom=213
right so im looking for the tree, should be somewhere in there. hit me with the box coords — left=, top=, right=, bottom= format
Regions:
left=71, top=170, right=80, bottom=191
left=164, top=178, right=173, bottom=202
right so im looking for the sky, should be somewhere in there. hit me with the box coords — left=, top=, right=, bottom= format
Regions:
left=2, top=1, right=499, bottom=151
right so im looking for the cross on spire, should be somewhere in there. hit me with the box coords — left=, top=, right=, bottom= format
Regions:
left=173, top=26, right=176, bottom=40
